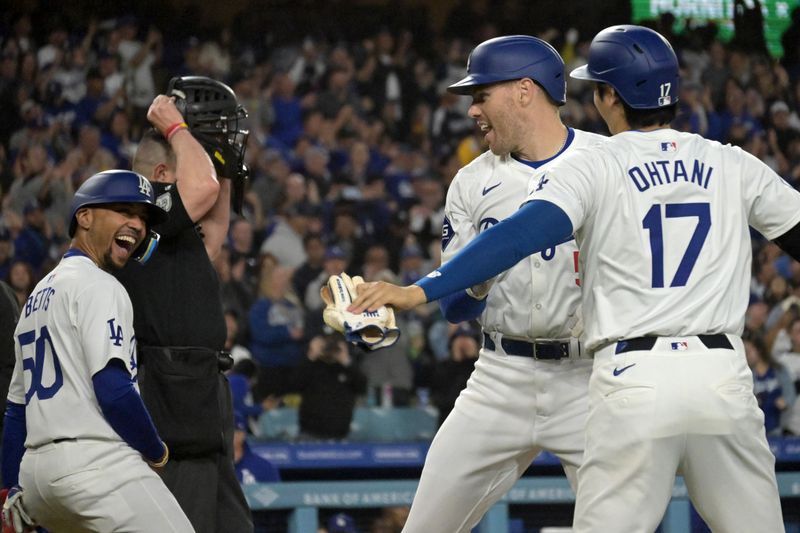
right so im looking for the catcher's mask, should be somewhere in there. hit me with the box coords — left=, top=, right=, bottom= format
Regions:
left=167, top=76, right=250, bottom=213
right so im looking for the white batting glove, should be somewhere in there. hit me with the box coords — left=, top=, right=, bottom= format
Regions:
left=321, top=273, right=400, bottom=350
left=2, top=486, right=37, bottom=533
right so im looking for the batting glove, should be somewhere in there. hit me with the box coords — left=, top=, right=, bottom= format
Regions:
left=1, top=487, right=37, bottom=533
left=321, top=273, right=400, bottom=350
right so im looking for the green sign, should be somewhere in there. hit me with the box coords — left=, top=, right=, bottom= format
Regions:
left=631, top=0, right=799, bottom=57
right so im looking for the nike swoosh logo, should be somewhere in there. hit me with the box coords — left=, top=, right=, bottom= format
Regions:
left=482, top=182, right=501, bottom=195
left=613, top=363, right=636, bottom=376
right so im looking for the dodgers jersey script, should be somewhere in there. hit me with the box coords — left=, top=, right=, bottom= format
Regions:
left=530, top=128, right=800, bottom=349
left=9, top=253, right=139, bottom=447
left=443, top=127, right=605, bottom=337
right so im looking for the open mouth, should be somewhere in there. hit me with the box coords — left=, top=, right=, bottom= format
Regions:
left=114, top=234, right=137, bottom=256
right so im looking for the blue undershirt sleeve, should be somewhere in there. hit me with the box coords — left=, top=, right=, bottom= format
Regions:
left=417, top=200, right=574, bottom=302
left=1, top=402, right=26, bottom=488
left=439, top=291, right=487, bottom=323
left=92, top=359, right=165, bottom=463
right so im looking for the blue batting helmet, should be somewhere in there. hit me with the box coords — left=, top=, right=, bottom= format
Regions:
left=570, top=25, right=679, bottom=109
left=68, top=170, right=168, bottom=263
left=447, top=35, right=566, bottom=105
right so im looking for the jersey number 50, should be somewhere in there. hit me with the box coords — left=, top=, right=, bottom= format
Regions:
left=642, top=202, right=711, bottom=288
left=17, top=326, right=64, bottom=404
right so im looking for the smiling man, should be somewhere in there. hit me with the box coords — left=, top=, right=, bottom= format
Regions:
left=1, top=170, right=194, bottom=532
left=397, top=35, right=605, bottom=533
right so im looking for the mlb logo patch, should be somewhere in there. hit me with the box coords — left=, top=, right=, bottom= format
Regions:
left=671, top=341, right=689, bottom=351
left=660, top=141, right=677, bottom=152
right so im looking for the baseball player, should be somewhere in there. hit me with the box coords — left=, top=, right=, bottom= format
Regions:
left=351, top=25, right=800, bottom=532
left=0, top=170, right=194, bottom=532
left=402, top=35, right=604, bottom=532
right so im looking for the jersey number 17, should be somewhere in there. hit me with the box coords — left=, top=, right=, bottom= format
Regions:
left=642, top=202, right=711, bottom=288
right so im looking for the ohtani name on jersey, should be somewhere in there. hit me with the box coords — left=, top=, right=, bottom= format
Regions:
left=24, top=286, right=55, bottom=318
left=627, top=159, right=713, bottom=193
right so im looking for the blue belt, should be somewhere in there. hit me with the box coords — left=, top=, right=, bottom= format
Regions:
left=615, top=334, right=733, bottom=354
left=483, top=333, right=576, bottom=360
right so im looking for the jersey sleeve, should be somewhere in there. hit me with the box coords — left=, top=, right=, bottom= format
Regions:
left=74, top=278, right=136, bottom=377
left=441, top=172, right=476, bottom=265
left=153, top=186, right=193, bottom=239
left=525, top=148, right=598, bottom=232
left=741, top=150, right=800, bottom=240
left=7, top=345, right=26, bottom=405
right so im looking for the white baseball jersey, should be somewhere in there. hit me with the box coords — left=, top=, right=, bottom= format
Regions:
left=529, top=129, right=800, bottom=350
left=404, top=129, right=603, bottom=533
left=9, top=253, right=140, bottom=447
left=443, top=127, right=605, bottom=338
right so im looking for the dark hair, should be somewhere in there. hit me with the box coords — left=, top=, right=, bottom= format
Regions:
left=596, top=83, right=677, bottom=129
left=132, top=128, right=175, bottom=175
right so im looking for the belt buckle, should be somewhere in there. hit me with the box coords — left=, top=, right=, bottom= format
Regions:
left=533, top=341, right=569, bottom=360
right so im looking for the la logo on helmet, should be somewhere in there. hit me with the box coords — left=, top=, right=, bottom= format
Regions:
left=138, top=175, right=152, bottom=197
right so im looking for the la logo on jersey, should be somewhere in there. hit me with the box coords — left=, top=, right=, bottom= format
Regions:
left=661, top=141, right=677, bottom=152
left=671, top=341, right=689, bottom=351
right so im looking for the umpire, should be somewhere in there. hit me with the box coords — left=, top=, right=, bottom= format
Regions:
left=115, top=77, right=253, bottom=533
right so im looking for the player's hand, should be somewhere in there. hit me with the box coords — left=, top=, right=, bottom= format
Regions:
left=1, top=486, right=37, bottom=533
left=348, top=281, right=427, bottom=313
left=147, top=95, right=186, bottom=137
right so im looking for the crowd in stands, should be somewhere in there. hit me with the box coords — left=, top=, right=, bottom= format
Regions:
left=3, top=5, right=800, bottom=495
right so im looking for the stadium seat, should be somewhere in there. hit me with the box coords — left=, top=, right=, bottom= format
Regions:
left=258, top=408, right=299, bottom=440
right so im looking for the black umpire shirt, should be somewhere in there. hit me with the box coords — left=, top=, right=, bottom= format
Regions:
left=114, top=183, right=226, bottom=350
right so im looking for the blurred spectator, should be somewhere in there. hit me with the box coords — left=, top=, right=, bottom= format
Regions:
left=767, top=100, right=800, bottom=176
left=292, top=233, right=326, bottom=301
left=745, top=301, right=770, bottom=339
left=116, top=17, right=161, bottom=129
left=398, top=243, right=426, bottom=285
left=228, top=216, right=260, bottom=289
left=225, top=309, right=253, bottom=365
left=361, top=244, right=392, bottom=281
left=13, top=200, right=52, bottom=274
left=214, top=246, right=256, bottom=339
left=98, top=50, right=125, bottom=102
left=369, top=506, right=409, bottom=533
left=326, top=207, right=363, bottom=256
left=259, top=204, right=312, bottom=269
left=232, top=412, right=279, bottom=533
left=270, top=72, right=309, bottom=149
left=292, top=334, right=366, bottom=440
left=0, top=229, right=13, bottom=280
left=249, top=263, right=305, bottom=399
left=408, top=178, right=444, bottom=253
left=65, top=124, right=117, bottom=184
left=233, top=413, right=280, bottom=484
left=6, top=259, right=35, bottom=307
left=430, top=325, right=479, bottom=426
left=774, top=317, right=800, bottom=434
left=288, top=36, right=326, bottom=96
left=430, top=91, right=473, bottom=158
left=746, top=336, right=795, bottom=436
left=73, top=67, right=117, bottom=128
left=4, top=143, right=52, bottom=219
left=227, top=358, right=279, bottom=428
left=360, top=293, right=414, bottom=407
left=100, top=108, right=136, bottom=168
left=304, top=244, right=349, bottom=338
